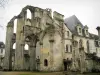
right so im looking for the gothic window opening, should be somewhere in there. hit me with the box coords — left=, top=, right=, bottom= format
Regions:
left=14, top=19, right=17, bottom=33
left=27, top=9, right=32, bottom=19
left=13, top=43, right=16, bottom=50
left=24, top=44, right=29, bottom=50
left=44, top=59, right=48, bottom=66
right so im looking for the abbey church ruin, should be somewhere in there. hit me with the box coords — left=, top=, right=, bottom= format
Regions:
left=3, top=5, right=100, bottom=73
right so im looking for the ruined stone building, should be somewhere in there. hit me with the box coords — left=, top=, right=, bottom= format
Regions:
left=3, top=5, right=100, bottom=73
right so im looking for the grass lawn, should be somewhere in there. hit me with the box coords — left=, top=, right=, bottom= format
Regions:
left=0, top=71, right=64, bottom=75
left=1, top=71, right=100, bottom=75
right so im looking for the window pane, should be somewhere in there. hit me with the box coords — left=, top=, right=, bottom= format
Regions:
left=66, top=45, right=68, bottom=52
left=70, top=45, right=72, bottom=52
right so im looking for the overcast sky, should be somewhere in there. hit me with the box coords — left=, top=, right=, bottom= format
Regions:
left=0, top=0, right=100, bottom=43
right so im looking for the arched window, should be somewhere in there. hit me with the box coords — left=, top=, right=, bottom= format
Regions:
left=87, top=41, right=89, bottom=53
left=44, top=59, right=48, bottom=66
left=14, top=19, right=17, bottom=33
left=27, top=9, right=31, bottom=19
left=13, top=43, right=16, bottom=49
left=24, top=44, right=29, bottom=50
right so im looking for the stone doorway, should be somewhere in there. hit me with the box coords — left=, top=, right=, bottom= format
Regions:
left=64, top=61, right=68, bottom=71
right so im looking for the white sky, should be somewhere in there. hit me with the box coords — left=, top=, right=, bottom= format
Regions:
left=0, top=0, right=100, bottom=43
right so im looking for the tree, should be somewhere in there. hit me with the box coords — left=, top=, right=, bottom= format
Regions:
left=0, top=0, right=9, bottom=8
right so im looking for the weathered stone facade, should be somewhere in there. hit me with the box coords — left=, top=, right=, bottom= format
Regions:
left=3, top=5, right=100, bottom=73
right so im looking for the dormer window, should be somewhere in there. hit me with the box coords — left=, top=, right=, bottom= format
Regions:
left=86, top=30, right=88, bottom=35
left=79, top=28, right=81, bottom=33
left=76, top=23, right=83, bottom=36
left=84, top=25, right=89, bottom=37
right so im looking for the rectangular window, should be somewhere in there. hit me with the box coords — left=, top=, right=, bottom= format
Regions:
left=70, top=45, right=72, bottom=52
left=66, top=45, right=68, bottom=52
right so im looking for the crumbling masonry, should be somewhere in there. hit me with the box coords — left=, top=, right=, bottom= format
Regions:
left=3, top=5, right=100, bottom=73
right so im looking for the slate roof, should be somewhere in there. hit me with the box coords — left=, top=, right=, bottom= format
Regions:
left=64, top=15, right=100, bottom=40
left=64, top=15, right=84, bottom=35
left=89, top=33, right=100, bottom=40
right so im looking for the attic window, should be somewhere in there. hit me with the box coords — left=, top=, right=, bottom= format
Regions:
left=86, top=30, right=88, bottom=35
left=79, top=28, right=81, bottom=33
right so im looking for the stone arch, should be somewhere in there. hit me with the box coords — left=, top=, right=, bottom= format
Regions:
left=13, top=19, right=17, bottom=33
left=13, top=43, right=16, bottom=50
left=24, top=43, right=29, bottom=50
left=26, top=9, right=32, bottom=19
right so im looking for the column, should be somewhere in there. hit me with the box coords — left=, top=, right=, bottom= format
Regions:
left=39, top=41, right=43, bottom=71
left=14, top=15, right=25, bottom=70
left=3, top=22, right=14, bottom=70
left=29, top=39, right=37, bottom=71
left=49, top=33, right=54, bottom=71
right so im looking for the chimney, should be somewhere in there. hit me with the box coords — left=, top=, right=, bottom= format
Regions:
left=96, top=26, right=100, bottom=38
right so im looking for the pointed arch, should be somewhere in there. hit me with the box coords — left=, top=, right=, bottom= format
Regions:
left=27, top=9, right=32, bottom=19
left=13, top=19, right=17, bottom=33
left=24, top=44, right=29, bottom=50
left=13, top=43, right=16, bottom=49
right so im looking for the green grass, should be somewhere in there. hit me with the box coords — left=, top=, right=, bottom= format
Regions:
left=1, top=71, right=100, bottom=75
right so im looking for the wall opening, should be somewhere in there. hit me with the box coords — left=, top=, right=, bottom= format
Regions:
left=13, top=43, right=16, bottom=49
left=24, top=44, right=29, bottom=50
left=44, top=59, right=48, bottom=66
left=14, top=19, right=17, bottom=33
left=27, top=9, right=32, bottom=19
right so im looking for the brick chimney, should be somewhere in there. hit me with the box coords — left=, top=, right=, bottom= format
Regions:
left=96, top=26, right=100, bottom=38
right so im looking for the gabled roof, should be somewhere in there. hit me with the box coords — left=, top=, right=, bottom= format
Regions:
left=64, top=15, right=84, bottom=35
left=64, top=15, right=100, bottom=40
